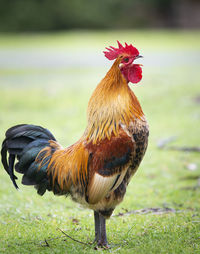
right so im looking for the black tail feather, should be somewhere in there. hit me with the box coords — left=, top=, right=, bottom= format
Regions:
left=8, top=154, right=18, bottom=189
left=1, top=124, right=58, bottom=195
left=1, top=140, right=9, bottom=174
left=5, top=124, right=56, bottom=141
left=17, top=139, right=49, bottom=173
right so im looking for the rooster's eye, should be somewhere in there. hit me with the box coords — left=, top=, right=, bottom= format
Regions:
left=123, top=57, right=129, bottom=63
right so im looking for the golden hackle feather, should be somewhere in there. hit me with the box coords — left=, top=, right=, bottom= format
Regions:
left=85, top=57, right=144, bottom=144
left=36, top=140, right=61, bottom=171
left=47, top=140, right=90, bottom=190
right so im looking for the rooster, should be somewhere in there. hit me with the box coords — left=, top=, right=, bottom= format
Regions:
left=1, top=41, right=149, bottom=248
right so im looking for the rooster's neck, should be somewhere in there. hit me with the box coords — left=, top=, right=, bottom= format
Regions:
left=84, top=59, right=144, bottom=144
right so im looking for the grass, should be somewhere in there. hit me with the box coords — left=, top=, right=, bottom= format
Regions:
left=0, top=30, right=200, bottom=253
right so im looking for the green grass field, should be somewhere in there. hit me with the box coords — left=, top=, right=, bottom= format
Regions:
left=0, top=30, right=200, bottom=253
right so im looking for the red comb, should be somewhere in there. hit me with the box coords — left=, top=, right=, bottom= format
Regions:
left=103, top=41, right=139, bottom=60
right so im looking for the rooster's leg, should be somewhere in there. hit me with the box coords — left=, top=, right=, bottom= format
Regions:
left=98, top=213, right=108, bottom=248
left=93, top=211, right=109, bottom=247
left=94, top=211, right=100, bottom=242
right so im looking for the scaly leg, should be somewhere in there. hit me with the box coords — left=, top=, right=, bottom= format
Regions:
left=94, top=211, right=100, bottom=242
left=93, top=211, right=109, bottom=248
left=98, top=213, right=108, bottom=247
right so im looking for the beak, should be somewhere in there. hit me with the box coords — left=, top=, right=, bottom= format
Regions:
left=135, top=55, right=143, bottom=59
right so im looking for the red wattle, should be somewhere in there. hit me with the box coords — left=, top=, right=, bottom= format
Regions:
left=128, top=64, right=142, bottom=84
left=121, top=64, right=142, bottom=84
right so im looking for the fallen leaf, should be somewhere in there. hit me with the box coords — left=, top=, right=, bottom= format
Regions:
left=72, top=218, right=80, bottom=225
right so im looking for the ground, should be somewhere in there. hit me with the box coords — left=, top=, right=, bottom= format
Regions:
left=0, top=30, right=200, bottom=253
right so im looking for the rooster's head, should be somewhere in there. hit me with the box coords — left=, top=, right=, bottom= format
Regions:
left=103, top=41, right=143, bottom=84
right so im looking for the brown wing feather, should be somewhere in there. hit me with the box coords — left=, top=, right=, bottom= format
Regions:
left=85, top=128, right=135, bottom=204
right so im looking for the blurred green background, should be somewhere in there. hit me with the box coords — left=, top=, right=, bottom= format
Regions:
left=0, top=0, right=200, bottom=253
left=0, top=0, right=200, bottom=31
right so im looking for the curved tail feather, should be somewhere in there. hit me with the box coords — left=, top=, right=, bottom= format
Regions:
left=1, top=124, right=58, bottom=195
